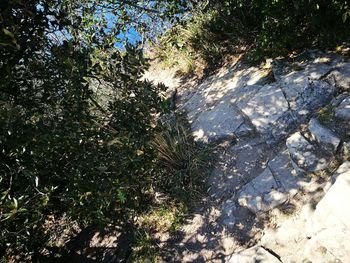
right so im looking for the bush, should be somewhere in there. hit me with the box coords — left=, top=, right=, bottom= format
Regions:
left=154, top=0, right=350, bottom=72
left=155, top=10, right=247, bottom=74
left=0, top=40, right=167, bottom=259
left=0, top=0, right=190, bottom=260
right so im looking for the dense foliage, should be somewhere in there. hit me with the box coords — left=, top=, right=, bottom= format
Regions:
left=0, top=0, right=197, bottom=260
left=156, top=0, right=350, bottom=73
left=2, top=0, right=348, bottom=260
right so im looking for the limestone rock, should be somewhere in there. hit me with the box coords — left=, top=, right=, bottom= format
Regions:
left=208, top=140, right=269, bottom=201
left=238, top=168, right=287, bottom=213
left=233, top=85, right=264, bottom=110
left=308, top=118, right=340, bottom=153
left=298, top=226, right=350, bottom=263
left=144, top=51, right=350, bottom=263
left=281, top=63, right=331, bottom=84
left=281, top=80, right=335, bottom=120
left=239, top=84, right=290, bottom=137
left=221, top=200, right=237, bottom=228
left=331, top=161, right=350, bottom=185
left=182, top=63, right=268, bottom=122
left=272, top=59, right=292, bottom=82
left=261, top=205, right=313, bottom=263
left=286, top=132, right=330, bottom=172
left=272, top=52, right=334, bottom=82
left=192, top=101, right=245, bottom=142
left=268, top=149, right=301, bottom=195
left=301, top=162, right=350, bottom=263
left=328, top=62, right=350, bottom=90
left=306, top=161, right=350, bottom=236
left=227, top=246, right=280, bottom=263
left=269, top=111, right=297, bottom=142
left=335, top=95, right=350, bottom=120
left=342, top=141, right=350, bottom=158
left=330, top=92, right=349, bottom=107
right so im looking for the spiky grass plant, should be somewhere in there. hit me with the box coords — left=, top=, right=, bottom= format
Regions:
left=152, top=114, right=212, bottom=201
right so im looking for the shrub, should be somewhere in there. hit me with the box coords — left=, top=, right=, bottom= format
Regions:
left=0, top=0, right=190, bottom=260
left=155, top=10, right=247, bottom=74
left=154, top=0, right=350, bottom=72
left=0, top=40, right=167, bottom=259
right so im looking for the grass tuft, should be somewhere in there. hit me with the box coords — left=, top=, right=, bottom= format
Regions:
left=318, top=107, right=335, bottom=123
left=152, top=113, right=212, bottom=201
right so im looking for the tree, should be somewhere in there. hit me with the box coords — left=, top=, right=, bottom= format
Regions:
left=0, top=0, right=193, bottom=260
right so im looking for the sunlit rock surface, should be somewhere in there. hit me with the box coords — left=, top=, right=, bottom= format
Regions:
left=192, top=100, right=245, bottom=142
left=308, top=118, right=340, bottom=153
left=227, top=245, right=280, bottom=263
left=286, top=131, right=330, bottom=172
left=142, top=50, right=350, bottom=262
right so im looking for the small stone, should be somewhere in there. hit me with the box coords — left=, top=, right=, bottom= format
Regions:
left=308, top=118, right=340, bottom=153
left=342, top=141, right=350, bottom=158
left=330, top=92, right=349, bottom=107
left=227, top=246, right=280, bottom=263
left=234, top=122, right=255, bottom=138
left=335, top=96, right=350, bottom=120
left=286, top=132, right=330, bottom=172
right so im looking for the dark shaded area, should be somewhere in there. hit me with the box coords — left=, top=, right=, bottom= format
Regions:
left=35, top=225, right=134, bottom=263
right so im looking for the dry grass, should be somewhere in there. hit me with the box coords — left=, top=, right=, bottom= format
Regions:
left=130, top=203, right=186, bottom=263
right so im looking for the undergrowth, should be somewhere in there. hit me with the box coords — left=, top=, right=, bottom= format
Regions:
left=154, top=10, right=247, bottom=75
left=152, top=0, right=350, bottom=75
left=130, top=203, right=186, bottom=262
left=129, top=113, right=213, bottom=262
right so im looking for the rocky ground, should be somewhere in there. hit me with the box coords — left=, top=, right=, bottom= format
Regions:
left=145, top=50, right=350, bottom=262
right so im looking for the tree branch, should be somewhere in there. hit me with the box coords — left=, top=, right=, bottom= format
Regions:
left=118, top=0, right=160, bottom=14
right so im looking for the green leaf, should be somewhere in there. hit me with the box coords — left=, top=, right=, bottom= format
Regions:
left=13, top=198, right=18, bottom=209
left=117, top=189, right=126, bottom=203
left=1, top=190, right=9, bottom=201
left=3, top=28, right=15, bottom=38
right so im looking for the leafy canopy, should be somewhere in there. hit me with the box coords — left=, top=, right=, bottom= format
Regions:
left=0, top=0, right=195, bottom=259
